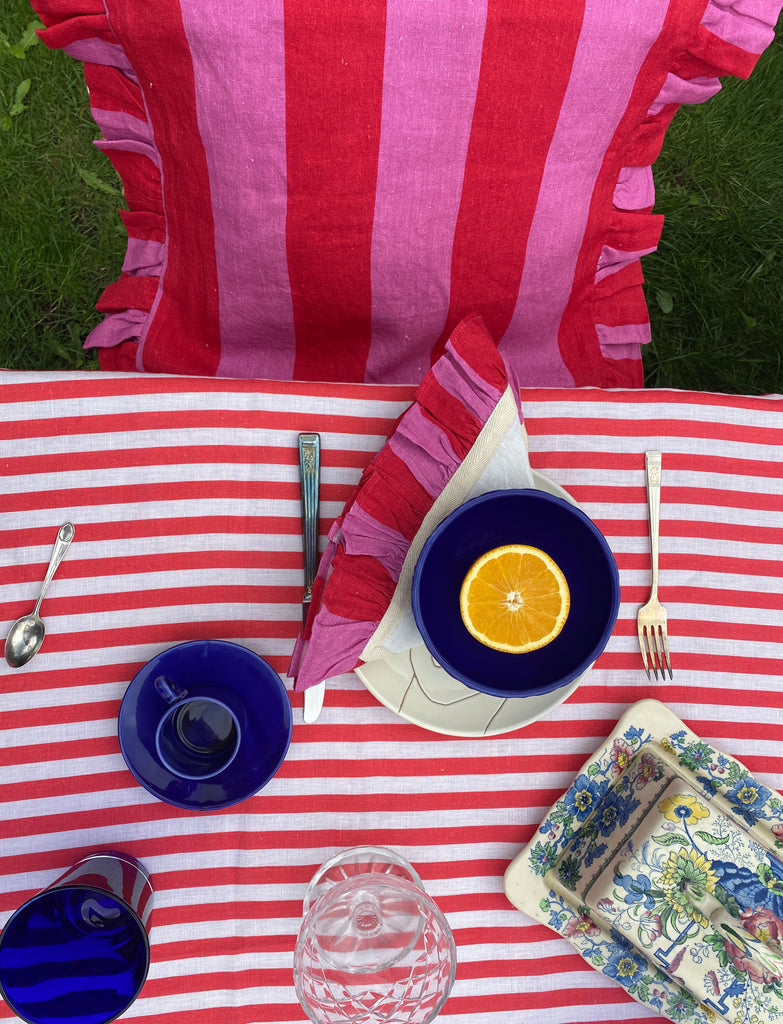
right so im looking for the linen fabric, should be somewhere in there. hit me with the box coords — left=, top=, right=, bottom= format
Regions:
left=31, top=0, right=781, bottom=387
left=1, top=373, right=781, bottom=1024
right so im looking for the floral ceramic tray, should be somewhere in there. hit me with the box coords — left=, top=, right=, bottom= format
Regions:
left=504, top=699, right=783, bottom=1024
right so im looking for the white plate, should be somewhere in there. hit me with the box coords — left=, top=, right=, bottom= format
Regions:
left=355, top=471, right=591, bottom=737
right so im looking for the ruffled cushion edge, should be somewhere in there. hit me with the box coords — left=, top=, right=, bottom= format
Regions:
left=587, top=0, right=782, bottom=385
left=289, top=315, right=515, bottom=690
left=32, top=0, right=162, bottom=370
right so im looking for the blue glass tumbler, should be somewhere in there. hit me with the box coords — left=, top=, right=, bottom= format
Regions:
left=0, top=851, right=153, bottom=1024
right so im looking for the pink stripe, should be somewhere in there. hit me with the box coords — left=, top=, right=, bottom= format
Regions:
left=648, top=72, right=721, bottom=115
left=294, top=608, right=376, bottom=689
left=178, top=0, right=296, bottom=379
left=85, top=310, right=147, bottom=349
left=701, top=0, right=779, bottom=54
left=343, top=504, right=410, bottom=581
left=613, top=166, right=655, bottom=210
left=500, top=0, right=671, bottom=383
left=595, top=243, right=660, bottom=282
left=596, top=322, right=650, bottom=358
left=387, top=404, right=461, bottom=498
left=431, top=354, right=503, bottom=427
left=62, top=38, right=134, bottom=73
left=89, top=106, right=152, bottom=142
left=365, top=0, right=487, bottom=384
left=122, top=237, right=164, bottom=275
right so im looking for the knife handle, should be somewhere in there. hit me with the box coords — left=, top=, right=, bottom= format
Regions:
left=298, top=433, right=321, bottom=601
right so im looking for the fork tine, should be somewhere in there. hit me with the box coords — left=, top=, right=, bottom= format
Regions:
left=660, top=629, right=673, bottom=680
left=650, top=627, right=664, bottom=680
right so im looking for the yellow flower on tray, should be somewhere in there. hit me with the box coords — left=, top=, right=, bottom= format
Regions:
left=660, top=847, right=718, bottom=927
left=659, top=793, right=709, bottom=825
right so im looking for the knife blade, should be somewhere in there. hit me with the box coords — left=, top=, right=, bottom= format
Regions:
left=298, top=432, right=325, bottom=723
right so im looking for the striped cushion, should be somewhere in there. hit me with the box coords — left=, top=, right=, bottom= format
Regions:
left=32, top=0, right=781, bottom=386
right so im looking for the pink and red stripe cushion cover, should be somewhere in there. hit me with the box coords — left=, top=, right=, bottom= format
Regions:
left=32, top=0, right=780, bottom=387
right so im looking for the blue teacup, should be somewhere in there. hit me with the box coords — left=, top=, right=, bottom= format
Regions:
left=154, top=676, right=242, bottom=781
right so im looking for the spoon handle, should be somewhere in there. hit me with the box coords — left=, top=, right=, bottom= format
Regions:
left=33, top=522, right=75, bottom=616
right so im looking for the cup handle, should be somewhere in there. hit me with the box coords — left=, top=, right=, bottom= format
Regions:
left=154, top=675, right=188, bottom=705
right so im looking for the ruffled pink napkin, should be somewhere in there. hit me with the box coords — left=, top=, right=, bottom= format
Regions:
left=289, top=315, right=534, bottom=690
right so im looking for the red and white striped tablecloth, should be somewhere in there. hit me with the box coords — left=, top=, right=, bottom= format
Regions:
left=0, top=373, right=781, bottom=1024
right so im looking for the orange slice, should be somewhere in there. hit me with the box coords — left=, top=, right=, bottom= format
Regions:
left=459, top=544, right=570, bottom=653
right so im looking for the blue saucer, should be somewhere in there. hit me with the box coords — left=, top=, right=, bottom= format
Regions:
left=118, top=640, right=292, bottom=810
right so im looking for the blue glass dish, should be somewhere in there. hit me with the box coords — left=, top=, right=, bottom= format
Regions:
left=0, top=886, right=148, bottom=1024
left=118, top=640, right=292, bottom=810
left=412, top=489, right=620, bottom=698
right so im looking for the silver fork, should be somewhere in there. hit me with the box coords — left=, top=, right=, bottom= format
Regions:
left=637, top=450, right=673, bottom=680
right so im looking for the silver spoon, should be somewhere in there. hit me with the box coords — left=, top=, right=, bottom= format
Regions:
left=4, top=522, right=75, bottom=668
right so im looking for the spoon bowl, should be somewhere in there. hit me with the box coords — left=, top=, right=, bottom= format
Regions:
left=4, top=523, right=75, bottom=669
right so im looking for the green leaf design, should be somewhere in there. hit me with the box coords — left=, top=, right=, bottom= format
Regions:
left=694, top=830, right=729, bottom=845
left=757, top=863, right=783, bottom=896
left=759, top=863, right=775, bottom=884
left=651, top=833, right=688, bottom=846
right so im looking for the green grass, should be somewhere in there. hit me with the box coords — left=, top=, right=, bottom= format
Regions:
left=0, top=0, right=125, bottom=371
left=643, top=29, right=783, bottom=394
left=1, top=2, right=781, bottom=392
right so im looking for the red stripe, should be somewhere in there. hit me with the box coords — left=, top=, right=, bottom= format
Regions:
left=0, top=407, right=399, bottom=441
left=83, top=62, right=146, bottom=119
left=356, top=448, right=436, bottom=541
left=0, top=446, right=375, bottom=481
left=0, top=550, right=301, bottom=587
left=523, top=389, right=783, bottom=411
left=526, top=415, right=783, bottom=447
left=435, top=0, right=586, bottom=357
left=284, top=0, right=386, bottom=382
left=417, top=377, right=483, bottom=460
left=527, top=449, right=783, bottom=479
left=105, top=0, right=221, bottom=374
left=94, top=147, right=163, bottom=215
left=0, top=479, right=346, bottom=515
left=0, top=376, right=415, bottom=405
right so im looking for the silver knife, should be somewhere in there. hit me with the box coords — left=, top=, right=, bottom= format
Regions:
left=299, top=432, right=325, bottom=723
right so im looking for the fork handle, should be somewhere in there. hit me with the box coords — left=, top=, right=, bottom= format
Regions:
left=645, top=451, right=662, bottom=597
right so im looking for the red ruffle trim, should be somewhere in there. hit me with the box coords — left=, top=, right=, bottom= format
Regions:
left=590, top=0, right=781, bottom=383
left=32, top=0, right=163, bottom=370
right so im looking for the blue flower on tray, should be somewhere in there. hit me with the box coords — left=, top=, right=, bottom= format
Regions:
left=604, top=944, right=647, bottom=989
left=617, top=872, right=655, bottom=910
left=595, top=788, right=640, bottom=836
left=726, top=775, right=773, bottom=826
left=565, top=773, right=608, bottom=821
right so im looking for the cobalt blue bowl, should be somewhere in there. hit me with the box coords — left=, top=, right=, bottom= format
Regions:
left=411, top=489, right=620, bottom=698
